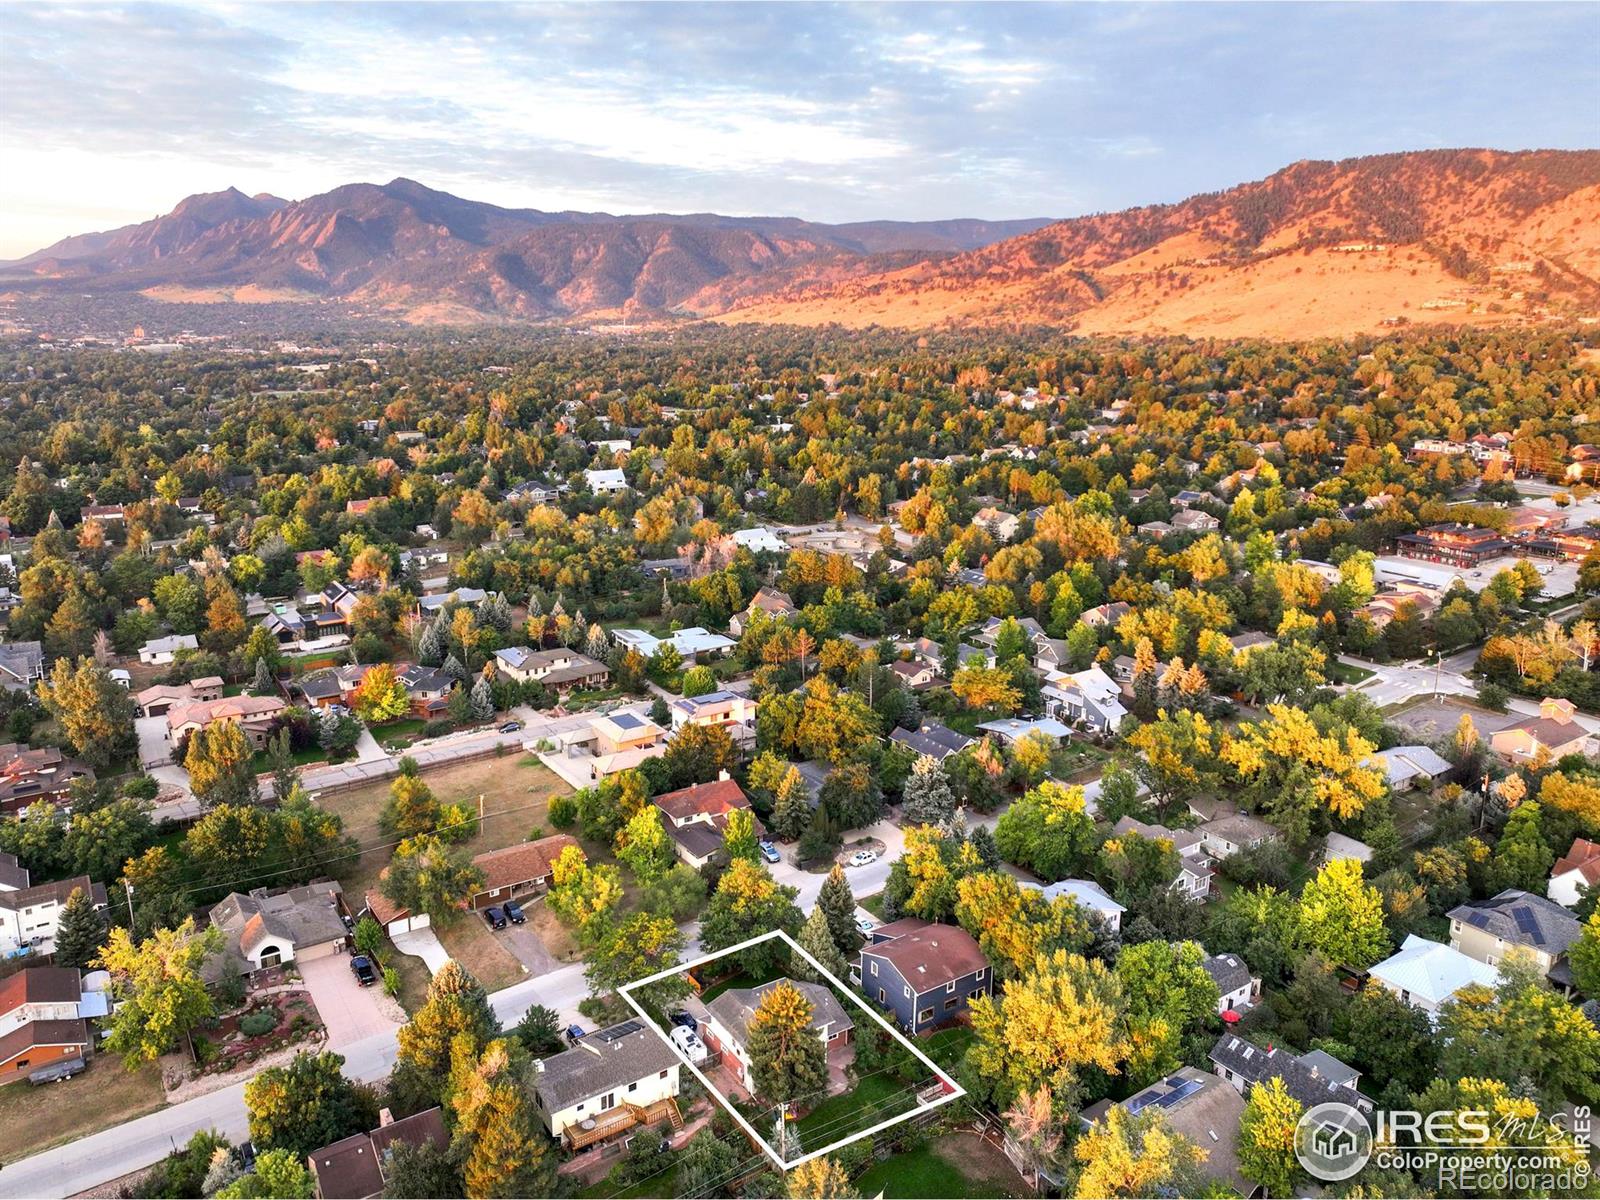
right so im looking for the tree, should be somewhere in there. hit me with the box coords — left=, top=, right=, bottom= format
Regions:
left=769, top=768, right=813, bottom=841
left=381, top=771, right=442, bottom=840
left=1237, top=1078, right=1304, bottom=1198
left=746, top=980, right=829, bottom=1107
left=994, top=779, right=1098, bottom=881
left=1221, top=704, right=1384, bottom=840
left=1538, top=771, right=1600, bottom=830
left=1334, top=982, right=1438, bottom=1097
left=900, top=754, right=956, bottom=826
left=469, top=674, right=495, bottom=722
left=721, top=806, right=760, bottom=863
left=615, top=805, right=673, bottom=882
left=396, top=961, right=500, bottom=1086
left=953, top=871, right=1094, bottom=978
left=1571, top=909, right=1600, bottom=998
left=701, top=858, right=803, bottom=974
left=640, top=862, right=707, bottom=921
left=967, top=950, right=1127, bottom=1108
left=1294, top=858, right=1390, bottom=969
left=546, top=845, right=624, bottom=945
left=450, top=1039, right=553, bottom=1199
left=97, top=918, right=223, bottom=1067
left=787, top=1157, right=858, bottom=1199
left=35, top=658, right=137, bottom=769
left=380, top=836, right=484, bottom=928
left=585, top=912, right=686, bottom=998
left=52, top=885, right=106, bottom=970
left=794, top=903, right=849, bottom=984
left=1003, top=1086, right=1068, bottom=1189
left=817, top=864, right=861, bottom=959
left=245, top=1051, right=378, bottom=1160
left=1488, top=800, right=1556, bottom=893
left=1072, top=1106, right=1207, bottom=1199
left=351, top=663, right=410, bottom=724
left=662, top=722, right=739, bottom=789
left=215, top=1147, right=315, bottom=1199
left=950, top=664, right=1022, bottom=713
left=1124, top=709, right=1220, bottom=811
left=1115, top=940, right=1220, bottom=1086
left=185, top=719, right=258, bottom=806
left=62, top=798, right=152, bottom=883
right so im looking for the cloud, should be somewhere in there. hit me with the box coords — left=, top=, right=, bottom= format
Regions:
left=0, top=1, right=1595, bottom=257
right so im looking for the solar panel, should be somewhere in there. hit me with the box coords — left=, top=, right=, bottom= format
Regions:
left=1156, top=1079, right=1204, bottom=1109
left=1467, top=912, right=1490, bottom=929
left=611, top=712, right=642, bottom=729
left=1513, top=908, right=1545, bottom=945
left=593, top=1020, right=642, bottom=1043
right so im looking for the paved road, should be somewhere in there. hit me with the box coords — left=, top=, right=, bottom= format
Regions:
left=0, top=961, right=587, bottom=1199
left=1339, top=654, right=1476, bottom=709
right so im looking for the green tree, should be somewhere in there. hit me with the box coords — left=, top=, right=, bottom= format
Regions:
left=817, top=864, right=861, bottom=959
left=380, top=772, right=442, bottom=840
left=994, top=779, right=1098, bottom=881
left=52, top=885, right=107, bottom=970
left=35, top=658, right=137, bottom=769
left=793, top=902, right=849, bottom=984
left=745, top=980, right=829, bottom=1107
left=97, top=918, right=223, bottom=1067
left=1237, top=1078, right=1304, bottom=1197
left=700, top=858, right=803, bottom=975
left=1294, top=858, right=1390, bottom=969
left=245, top=1051, right=378, bottom=1160
left=1487, top=801, right=1556, bottom=894
left=214, top=1148, right=315, bottom=1199
left=615, top=805, right=673, bottom=882
left=721, top=806, right=760, bottom=863
left=1571, top=909, right=1600, bottom=998
left=1114, top=940, right=1220, bottom=1086
left=900, top=754, right=956, bottom=827
left=769, top=767, right=814, bottom=841
left=380, top=836, right=484, bottom=928
left=584, top=912, right=687, bottom=1000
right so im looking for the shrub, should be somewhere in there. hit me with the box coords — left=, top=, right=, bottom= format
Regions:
left=383, top=967, right=401, bottom=998
left=239, top=1009, right=278, bottom=1037
left=548, top=794, right=577, bottom=829
left=123, top=774, right=160, bottom=800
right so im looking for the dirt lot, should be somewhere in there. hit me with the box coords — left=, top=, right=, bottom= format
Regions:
left=328, top=754, right=573, bottom=902
left=0, top=1055, right=165, bottom=1160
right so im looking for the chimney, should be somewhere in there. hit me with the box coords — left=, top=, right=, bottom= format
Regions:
left=377, top=1107, right=394, bottom=1128
left=534, top=1058, right=545, bottom=1073
left=717, top=769, right=730, bottom=782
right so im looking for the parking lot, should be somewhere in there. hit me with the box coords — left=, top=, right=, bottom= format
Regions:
left=297, top=953, right=403, bottom=1047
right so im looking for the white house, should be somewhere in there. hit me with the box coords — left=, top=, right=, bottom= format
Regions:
left=139, top=633, right=199, bottom=665
left=1202, top=953, right=1261, bottom=1014
left=730, top=526, right=788, bottom=555
left=1550, top=837, right=1600, bottom=908
left=1112, top=817, right=1212, bottom=901
left=0, top=874, right=108, bottom=957
left=611, top=626, right=735, bottom=662
left=1197, top=813, right=1277, bottom=861
left=1367, top=934, right=1497, bottom=1022
left=1043, top=666, right=1129, bottom=734
left=584, top=468, right=630, bottom=495
left=531, top=1021, right=682, bottom=1149
left=975, top=716, right=1072, bottom=747
left=1022, top=879, right=1125, bottom=932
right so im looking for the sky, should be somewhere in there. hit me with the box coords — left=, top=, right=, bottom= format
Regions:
left=3, top=1, right=1597, bottom=258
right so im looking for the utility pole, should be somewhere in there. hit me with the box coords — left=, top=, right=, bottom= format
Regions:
left=124, top=880, right=135, bottom=927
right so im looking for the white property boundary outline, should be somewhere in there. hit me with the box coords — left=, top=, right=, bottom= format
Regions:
left=617, top=928, right=967, bottom=1171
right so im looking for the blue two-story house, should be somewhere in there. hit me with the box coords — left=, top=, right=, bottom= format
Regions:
left=859, top=917, right=992, bottom=1034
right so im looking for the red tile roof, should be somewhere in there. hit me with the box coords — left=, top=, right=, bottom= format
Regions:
left=654, top=778, right=750, bottom=824
left=471, top=834, right=580, bottom=895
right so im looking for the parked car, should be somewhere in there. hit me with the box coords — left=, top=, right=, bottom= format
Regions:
left=848, top=849, right=878, bottom=868
left=566, top=1024, right=588, bottom=1045
left=498, top=720, right=523, bottom=733
left=503, top=899, right=526, bottom=925
left=669, top=1009, right=697, bottom=1032
left=482, top=905, right=508, bottom=930
left=758, top=840, right=781, bottom=864
left=350, top=955, right=377, bottom=986
left=670, top=1024, right=710, bottom=1065
left=855, top=916, right=877, bottom=937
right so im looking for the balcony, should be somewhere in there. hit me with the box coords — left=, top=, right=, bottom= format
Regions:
left=562, top=1097, right=682, bottom=1152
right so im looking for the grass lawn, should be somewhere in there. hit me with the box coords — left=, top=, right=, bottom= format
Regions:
left=578, top=1163, right=680, bottom=1199
left=859, top=892, right=886, bottom=919
left=697, top=969, right=766, bottom=1003
left=919, top=1025, right=975, bottom=1070
left=381, top=941, right=434, bottom=1013
left=374, top=717, right=427, bottom=749
left=0, top=1056, right=166, bottom=1159
left=798, top=1073, right=916, bottom=1145
left=853, top=1134, right=1025, bottom=1198
left=435, top=914, right=527, bottom=992
left=1327, top=661, right=1376, bottom=684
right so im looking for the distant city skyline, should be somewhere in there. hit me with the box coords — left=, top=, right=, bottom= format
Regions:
left=2, top=1, right=1596, bottom=259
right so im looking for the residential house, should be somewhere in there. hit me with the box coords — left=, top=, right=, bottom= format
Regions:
left=0, top=967, right=99, bottom=1086
left=1079, top=601, right=1131, bottom=630
left=0, top=875, right=108, bottom=957
left=668, top=690, right=757, bottom=740
left=1550, top=837, right=1600, bottom=908
left=470, top=835, right=580, bottom=910
left=1171, top=509, right=1221, bottom=533
left=1196, top=812, right=1277, bottom=861
left=612, top=626, right=735, bottom=662
left=1210, top=1034, right=1373, bottom=1113
left=1079, top=1069, right=1247, bottom=1196
left=1020, top=879, right=1125, bottom=932
left=1112, top=817, right=1212, bottom=900
left=294, top=665, right=371, bottom=711
left=138, top=633, right=199, bottom=665
left=974, top=615, right=1047, bottom=652
left=972, top=507, right=1021, bottom=542
left=730, top=526, right=788, bottom=555
left=493, top=647, right=610, bottom=694
left=531, top=1020, right=682, bottom=1150
left=1201, top=953, right=1260, bottom=1015
left=1322, top=832, right=1375, bottom=865
left=362, top=885, right=429, bottom=938
left=1371, top=744, right=1455, bottom=790
left=134, top=678, right=223, bottom=718
left=166, top=694, right=287, bottom=752
left=860, top=918, right=992, bottom=1033
left=307, top=1108, right=448, bottom=1199
left=653, top=778, right=761, bottom=869
left=1367, top=934, right=1497, bottom=1023
left=1448, top=888, right=1582, bottom=987
left=0, top=641, right=44, bottom=692
left=1043, top=665, right=1129, bottom=734
left=395, top=664, right=454, bottom=719
left=889, top=721, right=975, bottom=762
left=543, top=710, right=669, bottom=787
left=0, top=744, right=95, bottom=815
left=728, top=587, right=796, bottom=637
left=416, top=587, right=490, bottom=617
left=208, top=882, right=349, bottom=974
left=975, top=716, right=1071, bottom=747
left=1228, top=631, right=1273, bottom=656
left=704, top=979, right=854, bottom=1087
left=888, top=660, right=944, bottom=692
left=1489, top=697, right=1593, bottom=763
left=584, top=468, right=630, bottom=495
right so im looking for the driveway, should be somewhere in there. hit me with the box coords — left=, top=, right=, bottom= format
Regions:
left=392, top=927, right=451, bottom=974
left=135, top=715, right=175, bottom=768
left=297, top=954, right=403, bottom=1048
left=500, top=922, right=560, bottom=976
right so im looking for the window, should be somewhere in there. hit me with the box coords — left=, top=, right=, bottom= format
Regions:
left=946, top=981, right=955, bottom=993
left=878, top=988, right=886, bottom=1003
left=903, top=985, right=911, bottom=999
left=659, top=1069, right=668, bottom=1079
left=869, top=961, right=877, bottom=977
left=628, top=1082, right=638, bottom=1092
left=917, top=1008, right=933, bottom=1024
left=944, top=997, right=958, bottom=1011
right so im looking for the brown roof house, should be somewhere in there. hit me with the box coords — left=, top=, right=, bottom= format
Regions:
left=704, top=979, right=854, bottom=1092
left=208, top=882, right=349, bottom=975
left=0, top=966, right=102, bottom=1086
left=859, top=918, right=991, bottom=1034
left=308, top=1107, right=447, bottom=1198
left=1080, top=1068, right=1247, bottom=1196
left=1489, top=698, right=1593, bottom=764
left=652, top=777, right=762, bottom=869
left=1550, top=837, right=1600, bottom=909
left=0, top=744, right=95, bottom=815
left=469, top=834, right=580, bottom=910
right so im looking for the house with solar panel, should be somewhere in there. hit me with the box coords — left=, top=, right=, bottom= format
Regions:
left=530, top=1021, right=683, bottom=1152
left=1079, top=1068, right=1247, bottom=1195
left=1447, top=888, right=1582, bottom=991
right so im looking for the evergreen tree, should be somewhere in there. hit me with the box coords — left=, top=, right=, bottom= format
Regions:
left=900, top=754, right=955, bottom=826
left=265, top=728, right=299, bottom=801
left=252, top=656, right=275, bottom=695
left=794, top=903, right=848, bottom=984
left=396, top=961, right=500, bottom=1087
left=442, top=653, right=467, bottom=684
left=52, top=885, right=106, bottom=970
left=318, top=705, right=342, bottom=751
left=968, top=824, right=1001, bottom=870
left=817, top=864, right=861, bottom=958
left=746, top=981, right=829, bottom=1107
left=769, top=769, right=813, bottom=841
left=469, top=674, right=495, bottom=721
left=585, top=622, right=609, bottom=660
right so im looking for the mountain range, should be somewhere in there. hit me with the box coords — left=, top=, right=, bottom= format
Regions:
left=6, top=148, right=1598, bottom=337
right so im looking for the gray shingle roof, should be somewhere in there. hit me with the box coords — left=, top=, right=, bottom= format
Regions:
left=1209, top=1034, right=1367, bottom=1110
left=1447, top=888, right=1581, bottom=955
left=534, top=1020, right=680, bottom=1113
left=707, top=979, right=855, bottom=1048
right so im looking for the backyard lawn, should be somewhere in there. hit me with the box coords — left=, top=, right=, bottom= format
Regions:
left=798, top=1072, right=919, bottom=1145
left=853, top=1134, right=1026, bottom=1198
left=0, top=1056, right=166, bottom=1160
left=1327, top=660, right=1376, bottom=685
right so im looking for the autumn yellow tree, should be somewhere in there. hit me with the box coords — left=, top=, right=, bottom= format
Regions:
left=1073, top=1106, right=1207, bottom=1199
left=1538, top=771, right=1600, bottom=828
left=950, top=664, right=1023, bottom=714
left=786, top=1157, right=857, bottom=1199
left=1221, top=704, right=1383, bottom=840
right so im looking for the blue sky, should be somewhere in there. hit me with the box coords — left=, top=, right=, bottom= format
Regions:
left=3, top=1, right=1597, bottom=257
